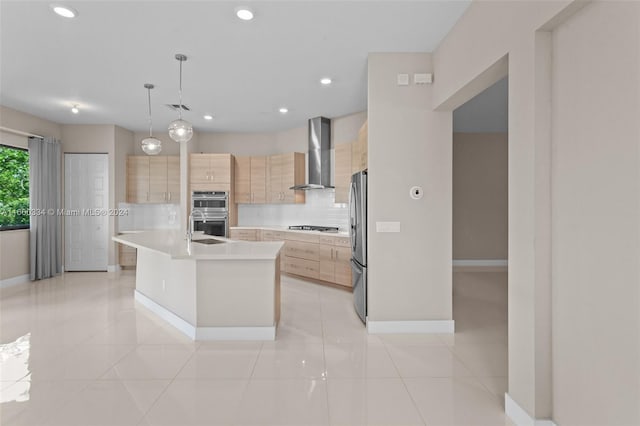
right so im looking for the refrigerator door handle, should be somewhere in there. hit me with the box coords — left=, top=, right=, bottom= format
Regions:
left=349, top=180, right=358, bottom=253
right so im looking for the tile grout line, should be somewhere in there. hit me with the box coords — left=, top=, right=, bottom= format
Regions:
left=136, top=343, right=200, bottom=423
left=321, top=298, right=332, bottom=426
left=380, top=339, right=430, bottom=426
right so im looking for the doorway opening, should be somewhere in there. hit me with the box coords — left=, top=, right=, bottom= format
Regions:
left=451, top=76, right=509, bottom=402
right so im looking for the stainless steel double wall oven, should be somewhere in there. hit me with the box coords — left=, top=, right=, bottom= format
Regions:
left=191, top=191, right=228, bottom=237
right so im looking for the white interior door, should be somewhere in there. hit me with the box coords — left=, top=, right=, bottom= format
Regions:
left=65, top=153, right=109, bottom=271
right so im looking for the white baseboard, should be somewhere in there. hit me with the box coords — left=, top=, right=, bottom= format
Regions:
left=135, top=291, right=196, bottom=339
left=505, top=393, right=557, bottom=426
left=107, top=264, right=120, bottom=272
left=367, top=320, right=455, bottom=334
left=0, top=274, right=30, bottom=289
left=453, top=259, right=508, bottom=267
left=134, top=290, right=276, bottom=341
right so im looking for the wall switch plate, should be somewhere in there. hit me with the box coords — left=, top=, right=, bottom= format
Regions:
left=397, top=74, right=409, bottom=86
left=376, top=221, right=401, bottom=233
left=414, top=73, right=433, bottom=84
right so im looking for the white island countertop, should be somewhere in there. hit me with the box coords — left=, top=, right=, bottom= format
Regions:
left=113, top=230, right=283, bottom=260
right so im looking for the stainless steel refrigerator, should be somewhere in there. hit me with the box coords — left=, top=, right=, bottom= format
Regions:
left=349, top=171, right=367, bottom=323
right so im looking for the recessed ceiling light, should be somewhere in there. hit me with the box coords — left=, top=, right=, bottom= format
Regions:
left=204, top=114, right=214, bottom=120
left=71, top=105, right=79, bottom=114
left=50, top=4, right=78, bottom=18
left=320, top=77, right=332, bottom=85
left=235, top=7, right=254, bottom=21
left=279, top=107, right=288, bottom=114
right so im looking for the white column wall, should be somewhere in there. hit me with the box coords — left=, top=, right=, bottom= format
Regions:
left=367, top=53, right=453, bottom=323
left=550, top=2, right=640, bottom=424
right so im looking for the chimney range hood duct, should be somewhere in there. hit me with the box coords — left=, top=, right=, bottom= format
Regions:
left=290, top=116, right=334, bottom=190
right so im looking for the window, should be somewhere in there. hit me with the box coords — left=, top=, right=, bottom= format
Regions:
left=0, top=144, right=29, bottom=230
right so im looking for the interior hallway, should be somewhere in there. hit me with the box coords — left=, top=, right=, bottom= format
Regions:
left=0, top=270, right=510, bottom=425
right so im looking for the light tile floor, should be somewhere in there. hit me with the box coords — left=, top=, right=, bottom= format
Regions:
left=0, top=269, right=512, bottom=425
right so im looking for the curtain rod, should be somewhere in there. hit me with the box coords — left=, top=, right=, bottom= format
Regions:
left=0, top=126, right=44, bottom=139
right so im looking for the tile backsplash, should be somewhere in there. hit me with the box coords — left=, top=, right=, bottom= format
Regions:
left=238, top=189, right=349, bottom=230
left=118, top=203, right=180, bottom=232
left=118, top=191, right=348, bottom=232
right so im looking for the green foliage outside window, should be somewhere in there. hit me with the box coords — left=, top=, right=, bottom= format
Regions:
left=0, top=145, right=29, bottom=229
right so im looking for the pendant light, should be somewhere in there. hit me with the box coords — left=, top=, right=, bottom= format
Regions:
left=168, top=53, right=193, bottom=143
left=141, top=83, right=162, bottom=155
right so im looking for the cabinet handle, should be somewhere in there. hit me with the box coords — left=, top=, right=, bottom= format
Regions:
left=335, top=250, right=339, bottom=260
left=331, top=248, right=334, bottom=260
left=168, top=192, right=171, bottom=201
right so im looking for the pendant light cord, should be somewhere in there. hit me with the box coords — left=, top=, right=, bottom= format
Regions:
left=178, top=58, right=183, bottom=119
left=147, top=87, right=153, bottom=137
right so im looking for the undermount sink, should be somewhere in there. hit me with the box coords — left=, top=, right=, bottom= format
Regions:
left=192, top=239, right=226, bottom=245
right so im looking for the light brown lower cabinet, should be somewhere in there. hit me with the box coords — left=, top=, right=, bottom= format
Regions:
left=119, top=243, right=136, bottom=267
left=284, top=240, right=320, bottom=261
left=229, top=228, right=352, bottom=287
left=283, top=256, right=320, bottom=280
left=319, top=236, right=352, bottom=287
left=228, top=229, right=258, bottom=241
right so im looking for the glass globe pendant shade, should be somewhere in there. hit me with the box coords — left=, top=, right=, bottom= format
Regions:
left=141, top=137, right=162, bottom=155
left=168, top=119, right=193, bottom=143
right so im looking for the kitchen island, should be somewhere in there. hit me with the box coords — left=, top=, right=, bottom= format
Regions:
left=113, top=231, right=282, bottom=340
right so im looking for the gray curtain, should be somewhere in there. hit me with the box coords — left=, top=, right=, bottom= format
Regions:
left=28, top=136, right=62, bottom=280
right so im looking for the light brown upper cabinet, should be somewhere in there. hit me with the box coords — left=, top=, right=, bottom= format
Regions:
left=250, top=157, right=267, bottom=203
left=234, top=156, right=251, bottom=203
left=334, top=143, right=352, bottom=204
left=352, top=120, right=368, bottom=173
left=235, top=156, right=267, bottom=204
left=190, top=153, right=232, bottom=191
left=149, top=156, right=180, bottom=203
left=267, top=152, right=305, bottom=204
left=127, top=156, right=179, bottom=204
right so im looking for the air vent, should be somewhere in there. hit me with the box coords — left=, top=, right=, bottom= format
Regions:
left=165, top=104, right=191, bottom=112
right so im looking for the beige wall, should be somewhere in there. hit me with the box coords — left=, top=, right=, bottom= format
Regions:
left=453, top=132, right=508, bottom=260
left=198, top=131, right=280, bottom=156
left=551, top=2, right=640, bottom=424
left=368, top=53, right=452, bottom=321
left=0, top=230, right=29, bottom=280
left=114, top=126, right=134, bottom=233
left=434, top=0, right=637, bottom=422
left=0, top=105, right=63, bottom=140
left=190, top=111, right=366, bottom=156
left=0, top=107, right=62, bottom=283
left=61, top=124, right=118, bottom=267
left=433, top=1, right=581, bottom=418
left=332, top=111, right=367, bottom=146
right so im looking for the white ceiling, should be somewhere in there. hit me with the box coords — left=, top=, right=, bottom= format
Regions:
left=0, top=1, right=470, bottom=133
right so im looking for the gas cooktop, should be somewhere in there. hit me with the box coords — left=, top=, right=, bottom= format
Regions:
left=288, top=225, right=340, bottom=233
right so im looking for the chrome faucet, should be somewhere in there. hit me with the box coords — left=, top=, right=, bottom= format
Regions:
left=187, top=210, right=206, bottom=242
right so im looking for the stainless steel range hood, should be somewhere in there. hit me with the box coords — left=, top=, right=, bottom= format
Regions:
left=290, top=116, right=334, bottom=190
